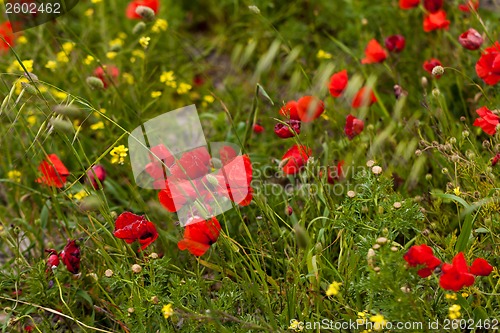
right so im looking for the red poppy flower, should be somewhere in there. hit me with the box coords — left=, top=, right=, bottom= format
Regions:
left=439, top=252, right=475, bottom=291
left=473, top=106, right=499, bottom=135
left=114, top=212, right=159, bottom=251
left=36, top=154, right=70, bottom=188
left=459, top=28, right=483, bottom=50
left=170, top=147, right=211, bottom=180
left=399, top=0, right=420, bottom=9
left=423, top=10, right=450, bottom=32
left=279, top=101, right=300, bottom=120
left=145, top=144, right=175, bottom=185
left=352, top=87, right=377, bottom=108
left=492, top=153, right=500, bottom=167
left=86, top=164, right=106, bottom=189
left=423, top=0, right=443, bottom=13
left=253, top=123, right=264, bottom=133
left=219, top=146, right=238, bottom=165
left=45, top=249, right=60, bottom=271
left=297, top=96, right=325, bottom=122
left=0, top=21, right=16, bottom=53
left=178, top=217, right=221, bottom=256
left=458, top=0, right=479, bottom=12
left=324, top=161, right=344, bottom=184
left=221, top=154, right=253, bottom=206
left=361, top=39, right=388, bottom=64
left=344, top=115, right=364, bottom=140
left=60, top=240, right=81, bottom=274
left=281, top=145, right=312, bottom=175
left=94, top=65, right=120, bottom=89
left=470, top=258, right=493, bottom=276
left=403, top=244, right=441, bottom=278
left=126, top=0, right=159, bottom=19
left=158, top=179, right=197, bottom=212
left=274, top=120, right=301, bottom=138
left=385, top=35, right=406, bottom=53
left=475, top=42, right=500, bottom=85
left=423, top=58, right=442, bottom=77
left=328, top=70, right=348, bottom=97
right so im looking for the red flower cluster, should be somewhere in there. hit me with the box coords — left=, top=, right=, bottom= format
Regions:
left=113, top=212, right=159, bottom=251
left=404, top=245, right=493, bottom=291
left=281, top=145, right=312, bottom=175
left=361, top=39, right=388, bottom=64
left=279, top=96, right=325, bottom=123
left=476, top=42, right=500, bottom=85
left=36, top=154, right=70, bottom=188
left=473, top=106, right=499, bottom=135
left=178, top=216, right=221, bottom=256
left=126, top=0, right=159, bottom=19
left=45, top=240, right=81, bottom=274
left=399, top=0, right=449, bottom=32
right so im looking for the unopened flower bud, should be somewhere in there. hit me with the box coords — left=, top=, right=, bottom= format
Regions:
left=393, top=202, right=402, bottom=209
left=432, top=66, right=444, bottom=77
left=458, top=28, right=483, bottom=50
left=393, top=84, right=408, bottom=99
left=372, top=165, right=382, bottom=175
left=415, top=149, right=422, bottom=156
left=285, top=205, right=293, bottom=216
left=86, top=76, right=105, bottom=90
left=421, top=76, right=428, bottom=88
left=131, top=264, right=142, bottom=273
left=462, top=130, right=469, bottom=138
left=432, top=88, right=440, bottom=97
left=135, top=5, right=155, bottom=21
left=104, top=269, right=113, bottom=277
left=133, top=22, right=147, bottom=35
left=347, top=190, right=356, bottom=198
left=248, top=5, right=260, bottom=14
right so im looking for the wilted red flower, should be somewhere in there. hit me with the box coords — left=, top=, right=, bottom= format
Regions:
left=114, top=212, right=159, bottom=251
left=170, top=147, right=211, bottom=179
left=60, top=240, right=81, bottom=274
left=470, top=258, right=493, bottom=276
left=403, top=244, right=442, bottom=278
left=325, top=161, right=344, bottom=184
left=94, top=65, right=120, bottom=89
left=279, top=101, right=300, bottom=120
left=475, top=42, right=500, bottom=85
left=423, top=58, right=442, bottom=77
left=220, top=154, right=253, bottom=206
left=281, top=145, right=312, bottom=175
left=328, top=70, right=348, bottom=97
left=440, top=252, right=475, bottom=291
left=126, top=0, right=159, bottom=19
left=87, top=164, right=106, bottom=189
left=352, top=87, right=377, bottom=108
left=458, top=28, right=483, bottom=50
left=0, top=21, right=16, bottom=53
left=45, top=249, right=60, bottom=271
left=423, top=0, right=443, bottom=13
left=297, top=96, right=325, bottom=122
left=344, top=115, right=364, bottom=140
left=361, top=39, right=388, bottom=64
left=423, top=10, right=450, bottom=32
left=399, top=0, right=420, bottom=9
left=458, top=0, right=479, bottom=12
left=492, top=153, right=500, bottom=167
left=473, top=106, right=499, bottom=135
left=274, top=120, right=301, bottom=138
left=253, top=123, right=264, bottom=133
left=36, top=154, right=70, bottom=188
left=178, top=217, right=221, bottom=256
left=385, top=35, right=406, bottom=53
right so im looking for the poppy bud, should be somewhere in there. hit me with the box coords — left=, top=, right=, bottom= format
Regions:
left=133, top=22, right=147, bottom=35
left=458, top=28, right=483, bottom=50
left=45, top=249, right=60, bottom=270
left=86, top=76, right=105, bottom=90
left=274, top=120, right=301, bottom=138
left=285, top=205, right=293, bottom=216
left=393, top=85, right=408, bottom=99
left=87, top=164, right=106, bottom=189
left=50, top=118, right=75, bottom=134
left=293, top=224, right=310, bottom=249
left=384, top=35, right=406, bottom=53
left=253, top=123, right=264, bottom=133
left=135, top=5, right=156, bottom=21
left=60, top=240, right=81, bottom=274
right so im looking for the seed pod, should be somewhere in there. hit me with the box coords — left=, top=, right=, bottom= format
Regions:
left=53, top=104, right=82, bottom=118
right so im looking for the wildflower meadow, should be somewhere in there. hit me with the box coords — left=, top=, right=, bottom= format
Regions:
left=1, top=0, right=500, bottom=332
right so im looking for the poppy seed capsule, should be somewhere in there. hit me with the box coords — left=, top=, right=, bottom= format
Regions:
left=86, top=76, right=105, bottom=90
left=135, top=5, right=155, bottom=21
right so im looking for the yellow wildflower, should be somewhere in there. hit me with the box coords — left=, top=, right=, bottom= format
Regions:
left=176, top=82, right=192, bottom=95
left=449, top=304, right=461, bottom=320
left=288, top=319, right=303, bottom=331
left=7, top=170, right=22, bottom=183
left=110, top=145, right=128, bottom=165
left=62, top=42, right=75, bottom=53
left=69, top=190, right=89, bottom=201
left=90, top=121, right=105, bottom=130
left=160, top=71, right=175, bottom=83
left=45, top=60, right=57, bottom=71
left=56, top=51, right=69, bottom=63
left=84, top=8, right=94, bottom=16
left=203, top=95, right=215, bottom=103
left=84, top=55, right=95, bottom=65
left=445, top=293, right=457, bottom=300
left=370, top=314, right=387, bottom=331
left=122, top=73, right=135, bottom=85
left=132, top=49, right=145, bottom=59
left=151, top=91, right=162, bottom=98
left=27, top=115, right=37, bottom=126
left=15, top=78, right=29, bottom=95
left=109, top=38, right=124, bottom=48
left=11, top=59, right=34, bottom=73
left=161, top=304, right=173, bottom=319
left=52, top=90, right=68, bottom=101
left=317, top=49, right=333, bottom=60
left=17, top=36, right=27, bottom=44
left=139, top=36, right=150, bottom=49
left=453, top=187, right=461, bottom=196
left=106, top=52, right=118, bottom=60
left=152, top=19, right=168, bottom=33
left=91, top=0, right=102, bottom=3
left=118, top=32, right=127, bottom=39
left=326, top=281, right=341, bottom=296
